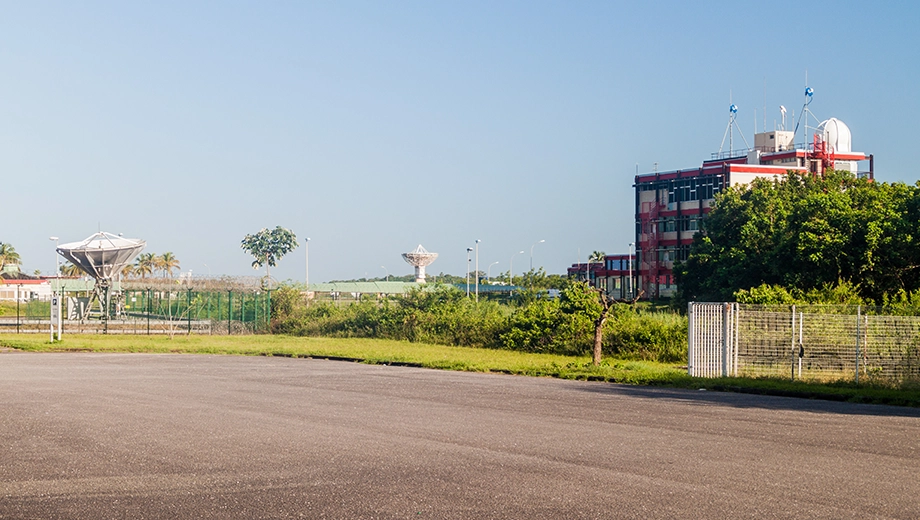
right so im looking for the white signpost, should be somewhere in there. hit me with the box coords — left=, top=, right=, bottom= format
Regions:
left=50, top=294, right=62, bottom=342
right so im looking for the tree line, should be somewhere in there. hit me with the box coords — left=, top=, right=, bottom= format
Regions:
left=675, top=170, right=920, bottom=306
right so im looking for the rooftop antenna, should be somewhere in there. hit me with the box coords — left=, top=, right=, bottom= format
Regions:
left=793, top=73, right=819, bottom=147
left=780, top=105, right=787, bottom=130
left=718, top=100, right=751, bottom=157
left=763, top=77, right=767, bottom=133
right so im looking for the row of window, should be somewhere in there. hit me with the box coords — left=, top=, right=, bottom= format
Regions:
left=636, top=175, right=723, bottom=203
left=668, top=177, right=721, bottom=203
left=637, top=216, right=702, bottom=235
left=635, top=245, right=691, bottom=265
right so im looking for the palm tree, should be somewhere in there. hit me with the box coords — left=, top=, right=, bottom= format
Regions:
left=61, top=262, right=83, bottom=277
left=121, top=263, right=136, bottom=279
left=158, top=252, right=180, bottom=278
left=0, top=242, right=21, bottom=270
left=586, top=251, right=606, bottom=283
left=134, top=253, right=156, bottom=279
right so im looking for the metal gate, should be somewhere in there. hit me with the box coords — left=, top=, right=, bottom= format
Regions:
left=687, top=303, right=738, bottom=377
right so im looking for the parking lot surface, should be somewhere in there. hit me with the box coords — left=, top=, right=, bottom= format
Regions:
left=2, top=352, right=919, bottom=519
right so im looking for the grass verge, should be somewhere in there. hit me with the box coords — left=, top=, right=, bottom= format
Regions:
left=2, top=334, right=918, bottom=407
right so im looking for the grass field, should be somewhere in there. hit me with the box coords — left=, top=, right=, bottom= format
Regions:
left=2, top=334, right=918, bottom=407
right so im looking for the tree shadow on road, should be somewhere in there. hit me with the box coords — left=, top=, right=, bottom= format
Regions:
left=576, top=383, right=920, bottom=418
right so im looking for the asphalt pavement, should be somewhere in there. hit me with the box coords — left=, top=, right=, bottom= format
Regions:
left=2, top=351, right=919, bottom=519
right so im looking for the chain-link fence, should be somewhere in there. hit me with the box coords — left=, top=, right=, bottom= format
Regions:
left=689, top=303, right=920, bottom=384
left=0, top=289, right=272, bottom=335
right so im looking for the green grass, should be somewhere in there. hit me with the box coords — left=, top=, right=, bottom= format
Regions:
left=2, top=334, right=919, bottom=407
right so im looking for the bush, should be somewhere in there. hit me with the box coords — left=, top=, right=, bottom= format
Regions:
left=270, top=281, right=688, bottom=362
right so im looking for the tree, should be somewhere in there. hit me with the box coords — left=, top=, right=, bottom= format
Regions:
left=240, top=226, right=298, bottom=288
left=589, top=251, right=606, bottom=263
left=134, top=253, right=156, bottom=279
left=0, top=242, right=21, bottom=269
left=158, top=252, right=180, bottom=278
left=61, top=262, right=83, bottom=277
left=675, top=170, right=920, bottom=304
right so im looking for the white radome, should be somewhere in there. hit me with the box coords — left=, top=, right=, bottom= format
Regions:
left=817, top=117, right=852, bottom=153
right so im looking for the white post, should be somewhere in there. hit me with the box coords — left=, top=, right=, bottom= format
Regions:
left=466, top=248, right=472, bottom=297
left=628, top=242, right=635, bottom=300
left=855, top=305, right=861, bottom=385
left=475, top=240, right=480, bottom=301
left=305, top=238, right=310, bottom=289
left=791, top=305, right=796, bottom=381
left=722, top=302, right=730, bottom=377
left=687, top=303, right=695, bottom=376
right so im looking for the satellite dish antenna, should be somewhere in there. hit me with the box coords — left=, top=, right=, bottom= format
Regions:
left=57, top=231, right=146, bottom=332
left=402, top=245, right=438, bottom=283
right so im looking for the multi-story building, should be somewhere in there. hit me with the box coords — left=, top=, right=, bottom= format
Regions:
left=633, top=116, right=873, bottom=300
left=567, top=253, right=635, bottom=300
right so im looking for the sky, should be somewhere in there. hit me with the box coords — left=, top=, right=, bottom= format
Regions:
left=2, top=1, right=918, bottom=283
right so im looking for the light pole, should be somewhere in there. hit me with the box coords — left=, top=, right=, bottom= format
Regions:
left=474, top=239, right=481, bottom=301
left=204, top=263, right=212, bottom=319
left=628, top=242, right=635, bottom=300
left=381, top=265, right=389, bottom=281
left=49, top=237, right=59, bottom=280
left=305, top=237, right=310, bottom=289
left=487, top=261, right=499, bottom=282
left=529, top=239, right=544, bottom=271
left=466, top=247, right=473, bottom=297
left=509, top=250, right=524, bottom=288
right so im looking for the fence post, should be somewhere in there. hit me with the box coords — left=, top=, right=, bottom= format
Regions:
left=722, top=302, right=730, bottom=377
left=733, top=303, right=740, bottom=376
left=146, top=288, right=151, bottom=335
left=16, top=285, right=21, bottom=333
left=187, top=289, right=192, bottom=335
left=228, top=290, right=232, bottom=335
left=687, top=303, right=695, bottom=376
left=791, top=305, right=796, bottom=382
left=855, top=305, right=861, bottom=385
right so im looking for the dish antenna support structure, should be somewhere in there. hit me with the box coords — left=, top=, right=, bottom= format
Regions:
left=56, top=231, right=146, bottom=332
left=402, top=244, right=438, bottom=283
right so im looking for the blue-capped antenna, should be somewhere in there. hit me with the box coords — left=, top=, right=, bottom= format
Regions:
left=729, top=104, right=738, bottom=114
left=805, top=86, right=814, bottom=97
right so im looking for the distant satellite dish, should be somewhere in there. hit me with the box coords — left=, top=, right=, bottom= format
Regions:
left=729, top=104, right=738, bottom=114
left=805, top=87, right=814, bottom=97
left=779, top=105, right=787, bottom=114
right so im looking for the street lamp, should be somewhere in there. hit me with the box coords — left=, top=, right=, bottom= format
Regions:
left=509, top=250, right=524, bottom=288
left=466, top=247, right=473, bottom=297
left=381, top=265, right=389, bottom=282
left=628, top=242, right=635, bottom=300
left=530, top=239, right=545, bottom=271
left=474, top=239, right=481, bottom=301
left=487, top=261, right=499, bottom=282
left=49, top=237, right=59, bottom=280
left=305, top=238, right=311, bottom=288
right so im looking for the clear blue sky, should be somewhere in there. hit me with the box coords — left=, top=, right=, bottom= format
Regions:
left=2, top=1, right=917, bottom=282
